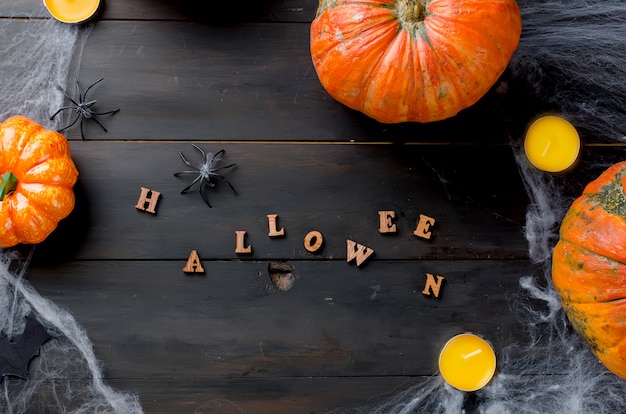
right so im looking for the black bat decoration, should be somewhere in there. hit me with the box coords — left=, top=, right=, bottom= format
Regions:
left=0, top=317, right=53, bottom=380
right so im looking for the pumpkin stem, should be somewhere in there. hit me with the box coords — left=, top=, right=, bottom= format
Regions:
left=396, top=0, right=427, bottom=25
left=0, top=171, right=18, bottom=201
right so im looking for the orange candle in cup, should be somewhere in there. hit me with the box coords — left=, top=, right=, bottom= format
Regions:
left=439, top=333, right=496, bottom=392
left=43, top=0, right=100, bottom=24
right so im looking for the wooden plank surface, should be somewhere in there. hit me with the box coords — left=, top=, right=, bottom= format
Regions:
left=29, top=259, right=532, bottom=378
left=65, top=18, right=515, bottom=143
left=0, top=0, right=317, bottom=21
left=32, top=142, right=529, bottom=262
left=7, top=376, right=437, bottom=414
left=0, top=1, right=545, bottom=144
left=1, top=0, right=588, bottom=412
left=98, top=0, right=319, bottom=23
left=27, top=258, right=534, bottom=413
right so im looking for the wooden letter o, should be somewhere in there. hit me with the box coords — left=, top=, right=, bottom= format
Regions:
left=304, top=230, right=324, bottom=253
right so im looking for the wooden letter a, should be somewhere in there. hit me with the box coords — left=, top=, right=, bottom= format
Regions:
left=183, top=250, right=205, bottom=274
left=346, top=239, right=375, bottom=267
left=422, top=273, right=445, bottom=298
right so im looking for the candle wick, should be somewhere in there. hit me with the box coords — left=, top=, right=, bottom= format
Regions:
left=462, top=349, right=482, bottom=359
left=541, top=140, right=552, bottom=157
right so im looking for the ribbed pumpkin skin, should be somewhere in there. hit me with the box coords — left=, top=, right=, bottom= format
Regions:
left=310, top=0, right=522, bottom=123
left=553, top=161, right=626, bottom=379
left=0, top=116, right=79, bottom=248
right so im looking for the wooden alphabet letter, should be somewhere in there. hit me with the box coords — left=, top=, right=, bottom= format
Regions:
left=135, top=187, right=161, bottom=214
left=267, top=214, right=285, bottom=238
left=235, top=230, right=252, bottom=254
left=413, top=214, right=436, bottom=239
left=346, top=239, right=375, bottom=267
left=304, top=230, right=324, bottom=253
left=422, top=273, right=445, bottom=298
left=183, top=250, right=205, bottom=274
left=378, top=210, right=397, bottom=234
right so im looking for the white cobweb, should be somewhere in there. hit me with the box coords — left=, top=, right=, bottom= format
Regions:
left=335, top=0, right=626, bottom=412
left=0, top=15, right=78, bottom=128
left=4, top=1, right=626, bottom=413
left=0, top=8, right=142, bottom=414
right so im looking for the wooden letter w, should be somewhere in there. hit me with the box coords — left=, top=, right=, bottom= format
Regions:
left=346, top=239, right=375, bottom=267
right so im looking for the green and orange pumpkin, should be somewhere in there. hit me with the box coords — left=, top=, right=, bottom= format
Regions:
left=0, top=115, right=79, bottom=248
left=553, top=161, right=626, bottom=379
left=309, top=0, right=523, bottom=123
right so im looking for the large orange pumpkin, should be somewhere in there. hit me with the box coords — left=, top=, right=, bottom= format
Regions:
left=552, top=161, right=626, bottom=379
left=0, top=116, right=79, bottom=248
left=310, top=0, right=522, bottom=123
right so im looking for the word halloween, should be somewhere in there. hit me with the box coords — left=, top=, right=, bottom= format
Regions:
left=136, top=188, right=445, bottom=298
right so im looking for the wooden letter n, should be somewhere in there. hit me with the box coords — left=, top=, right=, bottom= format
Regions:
left=422, top=273, right=445, bottom=298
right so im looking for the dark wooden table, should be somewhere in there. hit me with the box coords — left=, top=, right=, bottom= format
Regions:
left=2, top=1, right=600, bottom=412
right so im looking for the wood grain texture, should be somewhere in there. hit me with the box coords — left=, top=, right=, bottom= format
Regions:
left=5, top=376, right=434, bottom=414
left=99, top=0, right=318, bottom=23
left=65, top=17, right=518, bottom=143
left=0, top=0, right=588, bottom=412
left=1, top=0, right=563, bottom=145
left=0, top=0, right=45, bottom=17
left=28, top=259, right=532, bottom=380
left=0, top=0, right=317, bottom=21
left=31, top=142, right=528, bottom=262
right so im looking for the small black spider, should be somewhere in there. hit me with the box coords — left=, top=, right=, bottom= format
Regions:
left=50, top=77, right=119, bottom=140
left=174, top=145, right=237, bottom=207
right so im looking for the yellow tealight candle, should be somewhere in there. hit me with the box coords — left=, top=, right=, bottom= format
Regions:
left=438, top=333, right=496, bottom=392
left=43, top=0, right=100, bottom=24
left=524, top=116, right=580, bottom=173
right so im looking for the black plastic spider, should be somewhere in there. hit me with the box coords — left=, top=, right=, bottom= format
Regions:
left=50, top=77, right=119, bottom=140
left=174, top=145, right=237, bottom=207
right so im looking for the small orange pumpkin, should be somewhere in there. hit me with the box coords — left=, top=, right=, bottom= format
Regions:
left=310, top=0, right=522, bottom=123
left=553, top=161, right=626, bottom=379
left=0, top=115, right=79, bottom=248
